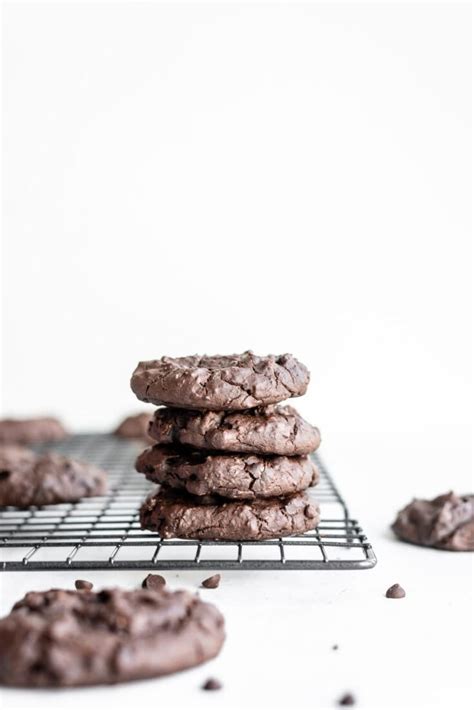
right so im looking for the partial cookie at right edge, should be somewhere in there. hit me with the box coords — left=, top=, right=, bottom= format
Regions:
left=140, top=488, right=319, bottom=540
left=148, top=405, right=320, bottom=456
left=392, top=492, right=474, bottom=551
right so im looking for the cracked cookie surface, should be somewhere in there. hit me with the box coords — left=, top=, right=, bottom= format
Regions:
left=136, top=444, right=319, bottom=500
left=0, top=445, right=107, bottom=507
left=130, top=351, right=309, bottom=410
left=148, top=404, right=320, bottom=456
left=140, top=488, right=320, bottom=540
left=392, top=492, right=474, bottom=551
left=0, top=586, right=225, bottom=687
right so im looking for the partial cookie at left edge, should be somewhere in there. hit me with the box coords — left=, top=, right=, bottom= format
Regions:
left=0, top=587, right=225, bottom=687
left=0, top=445, right=107, bottom=507
left=0, top=417, right=68, bottom=445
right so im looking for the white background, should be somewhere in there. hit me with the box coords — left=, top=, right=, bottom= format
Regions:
left=1, top=2, right=473, bottom=709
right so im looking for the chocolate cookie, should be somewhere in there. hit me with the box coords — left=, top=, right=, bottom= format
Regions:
left=148, top=404, right=320, bottom=456
left=0, top=586, right=225, bottom=687
left=136, top=445, right=319, bottom=500
left=0, top=445, right=107, bottom=507
left=130, top=351, right=309, bottom=410
left=140, top=488, right=319, bottom=540
left=0, top=417, right=67, bottom=445
left=114, top=412, right=154, bottom=443
left=392, top=492, right=474, bottom=551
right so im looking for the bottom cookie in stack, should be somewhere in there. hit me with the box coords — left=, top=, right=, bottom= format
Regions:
left=140, top=487, right=320, bottom=541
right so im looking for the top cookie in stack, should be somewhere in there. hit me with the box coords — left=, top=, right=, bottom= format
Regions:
left=131, top=352, right=321, bottom=541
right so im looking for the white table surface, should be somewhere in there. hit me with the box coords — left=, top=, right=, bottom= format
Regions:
left=1, top=433, right=472, bottom=710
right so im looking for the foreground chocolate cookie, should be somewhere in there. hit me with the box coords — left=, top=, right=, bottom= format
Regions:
left=0, top=417, right=67, bottom=445
left=140, top=488, right=319, bottom=540
left=148, top=404, right=320, bottom=456
left=392, top=492, right=474, bottom=551
left=131, top=351, right=309, bottom=410
left=114, top=412, right=154, bottom=443
left=0, top=445, right=107, bottom=507
left=0, top=586, right=225, bottom=687
left=136, top=445, right=319, bottom=500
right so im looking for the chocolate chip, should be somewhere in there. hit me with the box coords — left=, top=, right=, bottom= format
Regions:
left=97, top=590, right=112, bottom=603
left=74, top=579, right=93, bottom=591
left=339, top=692, right=356, bottom=706
left=304, top=503, right=317, bottom=518
left=202, top=677, right=222, bottom=691
left=332, top=644, right=339, bottom=650
left=386, top=583, right=406, bottom=599
left=201, top=574, right=221, bottom=589
left=142, top=573, right=166, bottom=590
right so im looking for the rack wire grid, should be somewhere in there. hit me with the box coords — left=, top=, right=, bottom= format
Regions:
left=0, top=434, right=376, bottom=571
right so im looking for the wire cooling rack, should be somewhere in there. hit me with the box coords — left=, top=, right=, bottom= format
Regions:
left=0, top=434, right=376, bottom=571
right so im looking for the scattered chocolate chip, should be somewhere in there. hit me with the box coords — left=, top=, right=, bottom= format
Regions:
left=74, top=579, right=93, bottom=591
left=202, top=574, right=221, bottom=589
left=142, top=573, right=166, bottom=590
left=386, top=583, right=406, bottom=599
left=202, top=677, right=222, bottom=691
left=332, top=644, right=339, bottom=650
left=338, top=692, right=356, bottom=706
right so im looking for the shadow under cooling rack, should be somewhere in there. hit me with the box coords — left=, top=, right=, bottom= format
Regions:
left=0, top=434, right=376, bottom=571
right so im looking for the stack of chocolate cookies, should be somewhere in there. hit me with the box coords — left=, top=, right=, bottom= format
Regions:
left=130, top=352, right=321, bottom=541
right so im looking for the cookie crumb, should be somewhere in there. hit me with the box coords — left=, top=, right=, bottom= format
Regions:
left=202, top=677, right=222, bottom=691
left=74, top=579, right=93, bottom=591
left=202, top=574, right=221, bottom=589
left=338, top=692, right=356, bottom=706
left=386, top=583, right=405, bottom=599
left=142, top=573, right=166, bottom=590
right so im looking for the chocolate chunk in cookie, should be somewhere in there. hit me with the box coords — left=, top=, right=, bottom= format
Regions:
left=130, top=352, right=309, bottom=410
left=0, top=417, right=67, bottom=445
left=392, top=492, right=474, bottom=551
left=136, top=445, right=319, bottom=500
left=148, top=404, right=320, bottom=456
left=0, top=444, right=107, bottom=507
left=140, top=488, right=319, bottom=541
left=114, top=412, right=154, bottom=443
left=0, top=586, right=225, bottom=687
